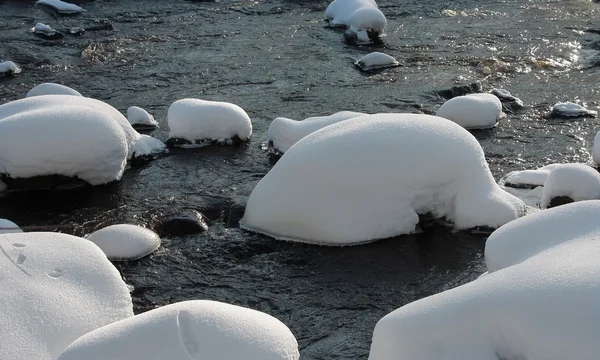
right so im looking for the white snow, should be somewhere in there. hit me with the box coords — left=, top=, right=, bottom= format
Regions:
left=0, top=219, right=22, bottom=234
left=593, top=131, right=600, bottom=164
left=355, top=52, right=399, bottom=71
left=86, top=224, right=161, bottom=261
left=267, top=111, right=367, bottom=153
left=540, top=163, right=600, bottom=208
left=501, top=163, right=561, bottom=188
left=32, top=22, right=54, bottom=34
left=36, top=0, right=86, bottom=13
left=127, top=106, right=159, bottom=128
left=0, top=61, right=21, bottom=75
left=0, top=232, right=133, bottom=360
left=552, top=102, right=597, bottom=117
left=325, top=0, right=386, bottom=40
left=241, top=113, right=526, bottom=245
left=369, top=200, right=600, bottom=360
left=132, top=134, right=167, bottom=158
left=27, top=83, right=82, bottom=97
left=58, top=300, right=299, bottom=360
left=435, top=93, right=503, bottom=129
left=168, top=99, right=252, bottom=144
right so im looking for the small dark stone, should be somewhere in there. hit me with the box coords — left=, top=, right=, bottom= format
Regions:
left=131, top=123, right=159, bottom=133
left=85, top=19, right=114, bottom=32
left=547, top=196, right=575, bottom=208
left=34, top=31, right=64, bottom=40
left=155, top=210, right=209, bottom=236
left=437, top=82, right=482, bottom=99
left=69, top=27, right=86, bottom=36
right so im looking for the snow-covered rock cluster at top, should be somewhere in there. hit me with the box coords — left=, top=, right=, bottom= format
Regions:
left=243, top=113, right=526, bottom=245
left=369, top=200, right=600, bottom=360
left=436, top=93, right=503, bottom=129
left=325, top=0, right=387, bottom=42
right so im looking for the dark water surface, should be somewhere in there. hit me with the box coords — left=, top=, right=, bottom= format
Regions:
left=1, top=0, right=600, bottom=358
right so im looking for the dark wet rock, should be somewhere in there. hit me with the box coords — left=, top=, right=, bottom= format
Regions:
left=166, top=135, right=246, bottom=148
left=131, top=123, right=159, bottom=133
left=154, top=210, right=209, bottom=236
left=547, top=196, right=575, bottom=208
left=437, top=82, right=482, bottom=99
left=343, top=31, right=384, bottom=47
left=491, top=88, right=524, bottom=113
left=31, top=23, right=64, bottom=40
left=85, top=19, right=115, bottom=32
left=69, top=27, right=86, bottom=36
left=1, top=174, right=89, bottom=192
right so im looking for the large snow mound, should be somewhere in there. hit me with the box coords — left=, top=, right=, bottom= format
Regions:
left=0, top=218, right=22, bottom=234
left=435, top=93, right=503, bottom=129
left=0, top=232, right=133, bottom=360
left=0, top=96, right=129, bottom=185
left=27, top=83, right=82, bottom=97
left=593, top=131, right=600, bottom=164
left=58, top=300, right=299, bottom=360
left=540, top=163, right=600, bottom=208
left=325, top=0, right=386, bottom=40
left=369, top=201, right=600, bottom=360
left=86, top=224, right=161, bottom=261
left=267, top=111, right=367, bottom=153
left=36, top=0, right=86, bottom=13
left=168, top=99, right=252, bottom=144
left=241, top=113, right=526, bottom=245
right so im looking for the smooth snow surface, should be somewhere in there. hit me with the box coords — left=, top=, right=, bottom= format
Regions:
left=168, top=99, right=252, bottom=143
left=326, top=0, right=386, bottom=39
left=0, top=232, right=133, bottom=360
left=36, top=0, right=86, bottom=13
left=593, top=131, right=600, bottom=164
left=552, top=102, right=597, bottom=117
left=132, top=135, right=167, bottom=157
left=540, top=163, right=600, bottom=208
left=0, top=219, right=22, bottom=234
left=127, top=106, right=159, bottom=128
left=87, top=224, right=161, bottom=260
left=369, top=201, right=600, bottom=360
left=242, top=113, right=526, bottom=245
left=0, top=95, right=129, bottom=185
left=355, top=52, right=398, bottom=71
left=435, top=93, right=502, bottom=129
left=59, top=300, right=300, bottom=360
left=501, top=163, right=560, bottom=188
left=267, top=111, right=367, bottom=153
left=26, top=83, right=82, bottom=97
left=0, top=61, right=21, bottom=74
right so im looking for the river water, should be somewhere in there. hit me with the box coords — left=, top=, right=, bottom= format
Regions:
left=1, top=0, right=599, bottom=358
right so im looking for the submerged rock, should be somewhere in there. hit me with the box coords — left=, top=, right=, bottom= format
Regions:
left=437, top=82, right=481, bottom=99
left=155, top=210, right=209, bottom=236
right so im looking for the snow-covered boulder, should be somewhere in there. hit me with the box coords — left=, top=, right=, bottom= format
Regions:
left=551, top=102, right=597, bottom=118
left=167, top=99, right=252, bottom=147
left=127, top=106, right=159, bottom=130
left=0, top=61, right=21, bottom=75
left=0, top=232, right=133, bottom=360
left=0, top=219, right=22, bottom=234
left=435, top=93, right=503, bottom=129
left=326, top=0, right=386, bottom=41
left=27, top=83, right=82, bottom=97
left=131, top=134, right=167, bottom=159
left=86, top=224, right=161, bottom=261
left=540, top=163, right=600, bottom=208
left=490, top=88, right=523, bottom=109
left=31, top=22, right=64, bottom=40
left=58, top=300, right=299, bottom=360
left=267, top=111, right=366, bottom=153
left=241, top=113, right=526, bottom=245
left=593, top=131, right=600, bottom=165
left=36, top=0, right=86, bottom=13
left=501, top=163, right=560, bottom=188
left=355, top=52, right=399, bottom=71
left=369, top=201, right=600, bottom=360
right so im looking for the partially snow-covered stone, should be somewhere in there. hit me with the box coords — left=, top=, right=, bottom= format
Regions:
left=436, top=93, right=503, bottom=129
left=355, top=52, right=399, bottom=71
left=540, top=163, right=600, bottom=209
left=167, top=99, right=252, bottom=145
left=490, top=88, right=524, bottom=110
left=27, top=83, right=82, bottom=97
left=31, top=22, right=63, bottom=40
left=267, top=111, right=366, bottom=153
left=127, top=106, right=159, bottom=130
left=551, top=102, right=597, bottom=118
left=0, top=219, right=22, bottom=234
left=131, top=134, right=167, bottom=158
left=0, top=61, right=21, bottom=75
left=501, top=163, right=561, bottom=188
left=36, top=0, right=86, bottom=13
left=593, top=131, right=600, bottom=165
left=58, top=300, right=299, bottom=360
left=86, top=224, right=161, bottom=261
left=369, top=201, right=600, bottom=360
left=326, top=0, right=386, bottom=41
left=0, top=232, right=133, bottom=360
left=242, top=113, right=526, bottom=245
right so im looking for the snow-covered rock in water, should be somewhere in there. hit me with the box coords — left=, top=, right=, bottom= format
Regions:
left=86, top=224, right=161, bottom=261
left=0, top=219, right=22, bottom=234
left=167, top=98, right=252, bottom=146
left=501, top=163, right=561, bottom=188
left=127, top=106, right=159, bottom=130
left=241, top=113, right=526, bottom=245
left=0, top=61, right=21, bottom=75
left=355, top=52, right=399, bottom=71
left=267, top=111, right=367, bottom=153
left=435, top=93, right=503, bottom=129
left=58, top=300, right=299, bottom=360
left=131, top=134, right=167, bottom=158
left=539, top=163, right=600, bottom=209
left=593, top=131, right=600, bottom=165
left=0, top=232, right=133, bottom=360
left=326, top=0, right=386, bottom=41
left=36, top=0, right=86, bottom=13
left=369, top=200, right=600, bottom=360
left=551, top=102, right=597, bottom=118
left=31, top=22, right=64, bottom=40
left=27, top=83, right=82, bottom=97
